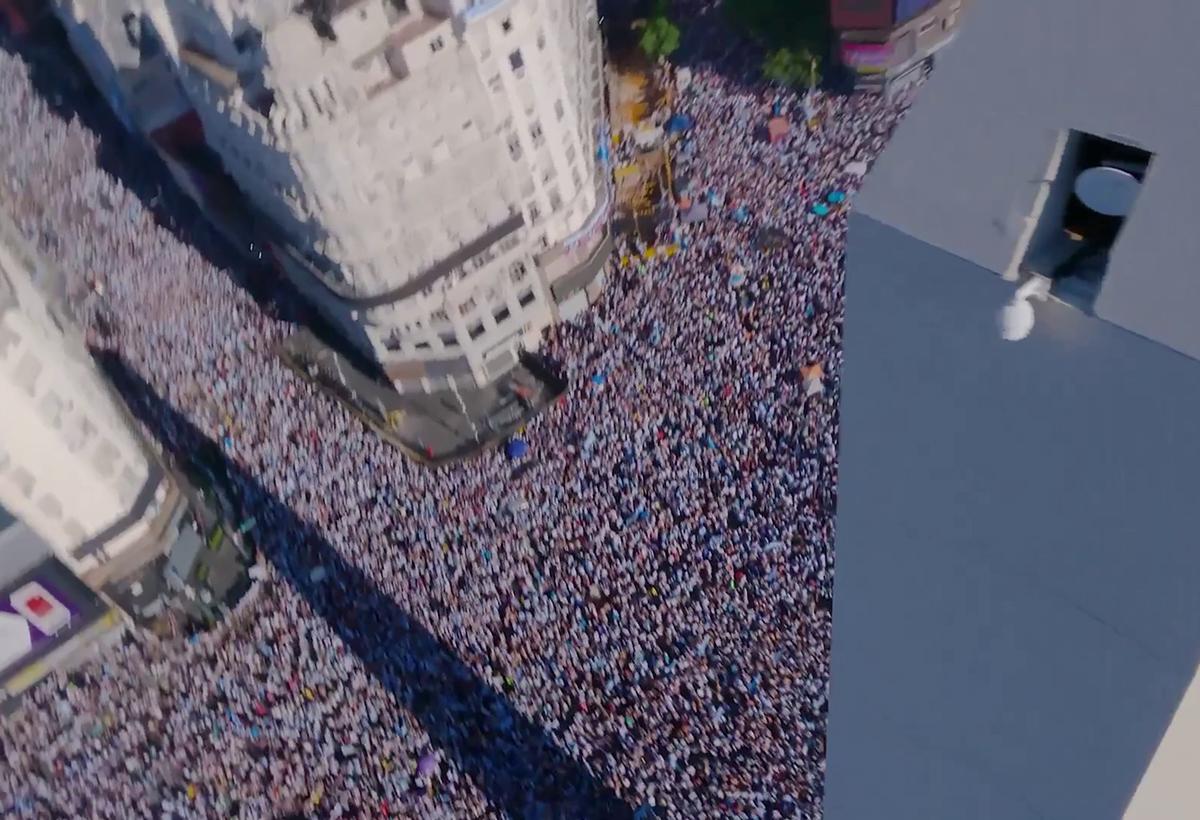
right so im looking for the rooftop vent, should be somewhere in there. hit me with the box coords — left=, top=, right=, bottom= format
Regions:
left=1018, top=129, right=1154, bottom=314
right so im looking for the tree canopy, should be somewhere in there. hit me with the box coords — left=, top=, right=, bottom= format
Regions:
left=762, top=47, right=822, bottom=90
left=638, top=15, right=681, bottom=62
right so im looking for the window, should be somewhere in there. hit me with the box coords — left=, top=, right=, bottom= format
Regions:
left=430, top=36, right=444, bottom=53
left=415, top=340, right=432, bottom=351
left=918, top=16, right=936, bottom=35
left=549, top=188, right=563, bottom=210
left=118, top=466, right=141, bottom=501
left=508, top=136, right=523, bottom=160
left=530, top=120, right=543, bottom=142
left=37, top=493, right=62, bottom=521
left=528, top=203, right=541, bottom=222
left=510, top=261, right=528, bottom=283
left=13, top=352, right=41, bottom=396
left=439, top=332, right=458, bottom=348
left=38, top=391, right=65, bottom=429
left=494, top=306, right=511, bottom=324
left=9, top=466, right=34, bottom=498
left=468, top=322, right=485, bottom=340
left=63, top=416, right=96, bottom=454
left=501, top=17, right=513, bottom=33
left=509, top=50, right=524, bottom=72
left=62, top=519, right=86, bottom=543
left=91, top=440, right=119, bottom=478
left=458, top=296, right=478, bottom=316
left=518, top=289, right=536, bottom=307
left=121, top=12, right=140, bottom=49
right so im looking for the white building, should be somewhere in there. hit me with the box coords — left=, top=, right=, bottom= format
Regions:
left=0, top=210, right=184, bottom=588
left=54, top=0, right=612, bottom=393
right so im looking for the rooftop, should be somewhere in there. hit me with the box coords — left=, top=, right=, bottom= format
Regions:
left=856, top=0, right=1200, bottom=361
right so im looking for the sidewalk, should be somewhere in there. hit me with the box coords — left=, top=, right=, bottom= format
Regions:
left=279, top=329, right=565, bottom=465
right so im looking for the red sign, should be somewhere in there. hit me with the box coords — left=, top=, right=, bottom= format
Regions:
left=831, top=0, right=896, bottom=30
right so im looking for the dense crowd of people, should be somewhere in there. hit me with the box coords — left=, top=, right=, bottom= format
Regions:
left=0, top=7, right=913, bottom=818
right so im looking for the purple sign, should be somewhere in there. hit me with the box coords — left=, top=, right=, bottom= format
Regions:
left=841, top=42, right=894, bottom=73
left=0, top=573, right=90, bottom=680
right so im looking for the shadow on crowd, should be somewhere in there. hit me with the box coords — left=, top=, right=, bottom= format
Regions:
left=94, top=350, right=635, bottom=820
left=2, top=22, right=278, bottom=308
left=2, top=20, right=383, bottom=378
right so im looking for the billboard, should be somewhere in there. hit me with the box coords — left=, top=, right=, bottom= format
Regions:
left=841, top=42, right=895, bottom=74
left=0, top=561, right=104, bottom=682
left=831, top=0, right=896, bottom=30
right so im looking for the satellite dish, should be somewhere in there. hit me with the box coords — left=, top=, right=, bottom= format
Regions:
left=1074, top=166, right=1140, bottom=217
left=999, top=299, right=1035, bottom=341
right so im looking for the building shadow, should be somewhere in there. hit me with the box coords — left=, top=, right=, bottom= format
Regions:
left=1, top=17, right=278, bottom=308
left=93, top=349, right=634, bottom=820
left=1, top=16, right=385, bottom=377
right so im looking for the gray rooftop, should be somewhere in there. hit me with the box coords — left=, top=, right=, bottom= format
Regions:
left=827, top=213, right=1200, bottom=820
left=856, top=0, right=1200, bottom=361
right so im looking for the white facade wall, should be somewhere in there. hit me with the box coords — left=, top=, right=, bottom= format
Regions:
left=71, top=0, right=609, bottom=391
left=0, top=219, right=165, bottom=581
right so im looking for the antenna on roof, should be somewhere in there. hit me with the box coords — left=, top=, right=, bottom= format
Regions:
left=998, top=276, right=1050, bottom=341
left=1074, top=166, right=1140, bottom=217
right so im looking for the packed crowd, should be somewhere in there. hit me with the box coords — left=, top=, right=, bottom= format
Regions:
left=0, top=10, right=911, bottom=819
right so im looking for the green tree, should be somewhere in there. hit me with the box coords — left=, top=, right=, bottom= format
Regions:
left=762, top=47, right=821, bottom=91
left=637, top=15, right=681, bottom=62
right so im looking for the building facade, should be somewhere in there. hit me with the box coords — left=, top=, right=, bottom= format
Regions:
left=0, top=210, right=186, bottom=589
left=53, top=0, right=611, bottom=394
left=830, top=0, right=967, bottom=96
left=826, top=1, right=1200, bottom=818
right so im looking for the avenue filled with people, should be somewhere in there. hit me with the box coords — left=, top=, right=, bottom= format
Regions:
left=0, top=10, right=913, bottom=819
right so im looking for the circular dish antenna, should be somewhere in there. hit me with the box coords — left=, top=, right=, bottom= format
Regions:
left=999, top=299, right=1035, bottom=341
left=1074, top=166, right=1140, bottom=217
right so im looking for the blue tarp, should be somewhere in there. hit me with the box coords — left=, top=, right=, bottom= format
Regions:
left=811, top=202, right=831, bottom=216
left=592, top=371, right=607, bottom=385
left=827, top=190, right=846, bottom=204
left=666, top=113, right=694, bottom=134
left=505, top=438, right=529, bottom=460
